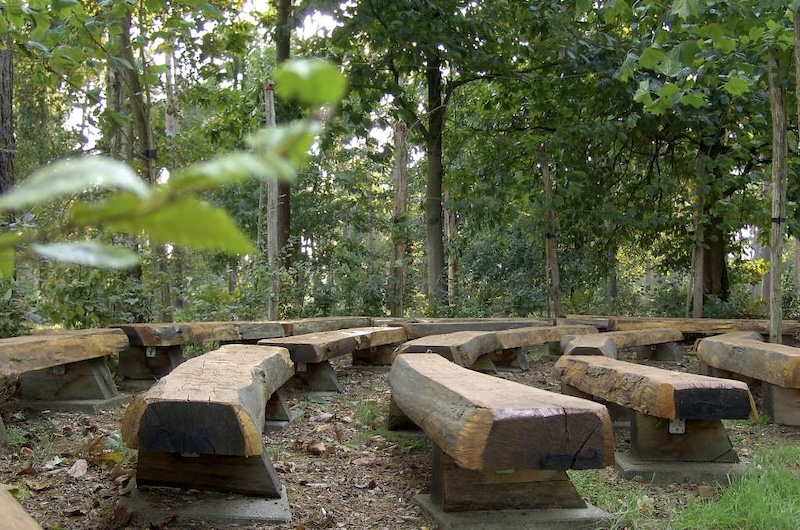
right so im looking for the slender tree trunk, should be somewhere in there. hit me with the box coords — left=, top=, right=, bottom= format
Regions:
left=768, top=54, right=788, bottom=343
left=692, top=149, right=706, bottom=318
left=264, top=84, right=280, bottom=320
left=389, top=123, right=408, bottom=317
left=794, top=9, right=800, bottom=303
left=425, top=51, right=446, bottom=310
left=444, top=194, right=457, bottom=306
left=606, top=245, right=618, bottom=315
left=540, top=146, right=562, bottom=318
left=0, top=22, right=14, bottom=197
left=276, top=0, right=293, bottom=267
left=703, top=220, right=729, bottom=300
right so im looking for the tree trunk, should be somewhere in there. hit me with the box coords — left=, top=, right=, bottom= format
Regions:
left=0, top=22, right=14, bottom=197
left=276, top=0, right=293, bottom=267
left=703, top=220, right=729, bottom=301
left=445, top=198, right=458, bottom=306
left=691, top=150, right=706, bottom=318
left=768, top=54, right=788, bottom=343
left=389, top=123, right=408, bottom=317
left=540, top=146, right=562, bottom=318
left=263, top=84, right=280, bottom=320
left=794, top=9, right=800, bottom=302
left=425, top=51, right=446, bottom=310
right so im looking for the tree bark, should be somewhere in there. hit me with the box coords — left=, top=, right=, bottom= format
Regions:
left=276, top=0, right=293, bottom=267
left=540, top=146, right=562, bottom=318
left=703, top=220, right=729, bottom=300
left=0, top=19, right=14, bottom=196
left=389, top=123, right=408, bottom=317
left=264, top=84, right=279, bottom=320
left=691, top=150, right=706, bottom=318
left=425, top=51, right=446, bottom=310
left=768, top=54, right=788, bottom=343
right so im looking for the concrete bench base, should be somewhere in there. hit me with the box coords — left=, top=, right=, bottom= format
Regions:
left=615, top=453, right=747, bottom=483
left=127, top=485, right=290, bottom=526
left=416, top=494, right=610, bottom=530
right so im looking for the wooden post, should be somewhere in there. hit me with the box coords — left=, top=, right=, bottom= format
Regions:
left=264, top=83, right=280, bottom=321
left=540, top=145, right=562, bottom=317
left=768, top=54, right=788, bottom=344
left=389, top=123, right=408, bottom=317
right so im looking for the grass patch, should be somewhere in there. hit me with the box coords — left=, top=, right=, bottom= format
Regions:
left=354, top=400, right=380, bottom=425
left=671, top=444, right=800, bottom=530
left=569, top=468, right=656, bottom=529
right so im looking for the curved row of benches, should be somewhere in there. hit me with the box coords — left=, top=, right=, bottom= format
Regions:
left=3, top=317, right=800, bottom=529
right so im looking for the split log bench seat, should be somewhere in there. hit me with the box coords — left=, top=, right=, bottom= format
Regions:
left=280, top=316, right=372, bottom=336
left=394, top=324, right=598, bottom=371
left=554, top=355, right=756, bottom=482
left=1, top=488, right=42, bottom=530
left=697, top=332, right=800, bottom=426
left=563, top=328, right=684, bottom=362
left=0, top=329, right=131, bottom=425
left=388, top=353, right=613, bottom=528
left=121, top=344, right=294, bottom=496
left=259, top=326, right=408, bottom=391
left=376, top=317, right=553, bottom=340
left=112, top=321, right=285, bottom=384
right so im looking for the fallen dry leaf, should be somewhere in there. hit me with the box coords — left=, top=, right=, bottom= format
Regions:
left=274, top=461, right=297, bottom=473
left=23, top=478, right=57, bottom=491
left=697, top=485, right=716, bottom=498
left=309, top=412, right=334, bottom=422
left=19, top=446, right=35, bottom=459
left=101, top=504, right=134, bottom=530
left=307, top=440, right=326, bottom=455
left=67, top=459, right=88, bottom=478
left=352, top=456, right=383, bottom=466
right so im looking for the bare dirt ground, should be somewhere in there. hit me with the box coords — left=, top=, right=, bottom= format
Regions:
left=2, top=345, right=800, bottom=530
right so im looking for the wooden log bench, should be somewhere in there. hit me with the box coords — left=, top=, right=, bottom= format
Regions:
left=280, top=316, right=372, bottom=336
left=113, top=321, right=285, bottom=384
left=562, top=328, right=684, bottom=362
left=554, top=355, right=756, bottom=482
left=394, top=325, right=598, bottom=371
left=0, top=488, right=42, bottom=530
left=259, top=326, right=407, bottom=391
left=0, top=329, right=131, bottom=422
left=121, top=344, right=294, bottom=496
left=697, top=331, right=800, bottom=426
left=389, top=353, right=613, bottom=529
left=383, top=317, right=553, bottom=340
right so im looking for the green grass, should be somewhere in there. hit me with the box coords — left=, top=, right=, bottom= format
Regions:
left=354, top=400, right=380, bottom=425
left=670, top=444, right=800, bottom=530
left=569, top=468, right=657, bottom=529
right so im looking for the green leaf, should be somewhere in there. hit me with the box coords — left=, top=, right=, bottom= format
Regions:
left=67, top=193, right=143, bottom=227
left=657, top=83, right=680, bottom=100
left=109, top=55, right=135, bottom=71
left=671, top=0, right=700, bottom=20
left=655, top=49, right=685, bottom=77
left=32, top=242, right=139, bottom=269
left=723, top=76, right=749, bottom=96
left=0, top=157, right=151, bottom=212
left=616, top=52, right=638, bottom=82
left=633, top=80, right=653, bottom=105
left=106, top=197, right=254, bottom=255
left=679, top=91, right=706, bottom=108
left=274, top=59, right=347, bottom=107
left=638, top=47, right=664, bottom=70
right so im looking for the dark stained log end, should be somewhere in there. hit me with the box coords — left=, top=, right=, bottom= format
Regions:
left=673, top=387, right=754, bottom=420
left=139, top=401, right=249, bottom=456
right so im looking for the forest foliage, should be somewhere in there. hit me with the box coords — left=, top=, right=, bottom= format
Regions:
left=1, top=0, right=800, bottom=335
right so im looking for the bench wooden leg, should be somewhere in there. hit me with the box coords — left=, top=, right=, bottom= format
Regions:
left=291, top=361, right=343, bottom=392
left=135, top=448, right=282, bottom=497
left=352, top=345, right=395, bottom=366
left=561, top=384, right=630, bottom=426
left=387, top=396, right=420, bottom=430
left=118, top=345, right=184, bottom=380
left=635, top=342, right=682, bottom=362
left=630, top=413, right=738, bottom=462
left=264, top=388, right=303, bottom=424
left=763, top=384, right=800, bottom=426
left=490, top=348, right=530, bottom=371
left=430, top=446, right=585, bottom=512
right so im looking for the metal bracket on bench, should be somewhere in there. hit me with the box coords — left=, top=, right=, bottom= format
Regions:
left=51, top=365, right=66, bottom=376
left=668, top=418, right=686, bottom=434
left=146, top=347, right=157, bottom=358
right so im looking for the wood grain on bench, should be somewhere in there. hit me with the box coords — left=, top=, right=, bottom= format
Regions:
left=554, top=355, right=756, bottom=420
left=390, top=354, right=613, bottom=472
left=259, top=326, right=407, bottom=363
left=389, top=353, right=612, bottom=513
left=563, top=329, right=683, bottom=359
left=121, top=344, right=293, bottom=496
left=395, top=325, right=598, bottom=368
left=0, top=329, right=129, bottom=377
